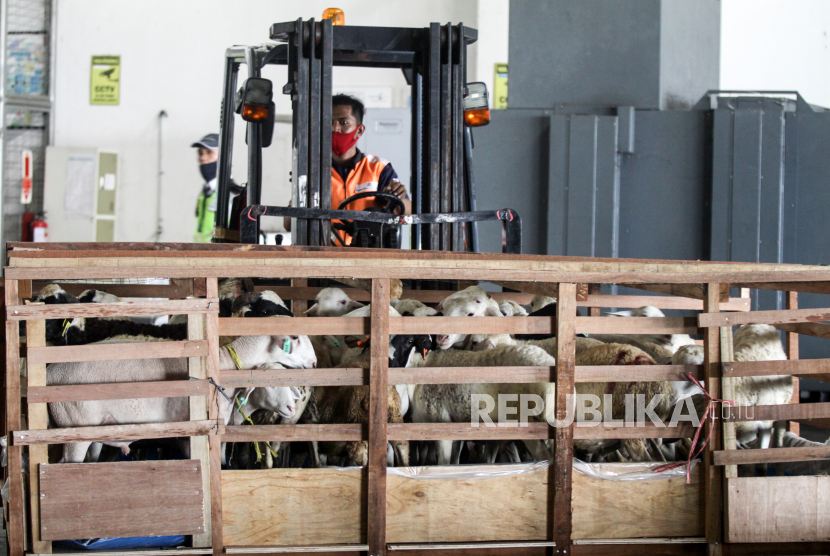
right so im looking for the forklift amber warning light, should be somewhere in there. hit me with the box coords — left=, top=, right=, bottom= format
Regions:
left=242, top=104, right=270, bottom=122
left=323, top=8, right=345, bottom=25
left=464, top=82, right=490, bottom=127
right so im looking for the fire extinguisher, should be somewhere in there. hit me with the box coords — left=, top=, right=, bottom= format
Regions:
left=31, top=212, right=48, bottom=242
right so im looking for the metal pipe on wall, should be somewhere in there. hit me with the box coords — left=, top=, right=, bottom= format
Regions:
left=154, top=110, right=167, bottom=241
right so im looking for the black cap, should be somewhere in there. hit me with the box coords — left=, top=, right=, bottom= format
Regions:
left=191, top=133, right=219, bottom=149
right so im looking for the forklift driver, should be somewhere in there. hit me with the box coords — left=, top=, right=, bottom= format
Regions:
left=284, top=94, right=411, bottom=244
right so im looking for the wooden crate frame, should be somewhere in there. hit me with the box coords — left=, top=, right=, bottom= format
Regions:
left=5, top=243, right=830, bottom=556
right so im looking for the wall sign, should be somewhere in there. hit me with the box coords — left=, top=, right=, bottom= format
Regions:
left=90, top=55, right=120, bottom=105
left=493, top=63, right=508, bottom=110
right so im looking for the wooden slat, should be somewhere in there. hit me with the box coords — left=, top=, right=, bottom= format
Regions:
left=221, top=368, right=367, bottom=387
left=391, top=366, right=556, bottom=385
left=572, top=423, right=696, bottom=440
left=189, top=311, right=212, bottom=548
left=722, top=402, right=830, bottom=422
left=580, top=294, right=750, bottom=312
left=577, top=316, right=699, bottom=335
left=10, top=264, right=830, bottom=285
left=774, top=322, right=830, bottom=340
left=554, top=282, right=577, bottom=554
left=225, top=545, right=369, bottom=554
left=735, top=281, right=830, bottom=295
left=27, top=379, right=209, bottom=403
left=220, top=422, right=697, bottom=442
left=219, top=317, right=369, bottom=336
left=702, top=284, right=724, bottom=553
left=720, top=325, right=738, bottom=479
left=727, top=476, right=830, bottom=543
left=698, top=307, right=830, bottom=328
left=32, top=280, right=190, bottom=299
left=5, top=281, right=25, bottom=556
left=368, top=279, right=390, bottom=556
left=623, top=283, right=729, bottom=302
left=722, top=358, right=830, bottom=378
left=39, top=460, right=204, bottom=540
left=12, top=419, right=215, bottom=446
left=787, top=291, right=800, bottom=436
left=6, top=297, right=218, bottom=320
left=389, top=316, right=554, bottom=335
left=489, top=281, right=589, bottom=302
left=575, top=364, right=700, bottom=383
left=28, top=339, right=209, bottom=364
left=205, top=277, right=224, bottom=556
left=221, top=424, right=364, bottom=443
left=714, top=446, right=830, bottom=466
left=26, top=318, right=50, bottom=554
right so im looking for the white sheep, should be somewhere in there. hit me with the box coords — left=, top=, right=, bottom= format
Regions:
left=463, top=335, right=675, bottom=462
left=305, top=287, right=364, bottom=316
left=434, top=286, right=503, bottom=350
left=408, top=344, right=557, bottom=464
left=47, top=334, right=316, bottom=463
left=672, top=324, right=791, bottom=449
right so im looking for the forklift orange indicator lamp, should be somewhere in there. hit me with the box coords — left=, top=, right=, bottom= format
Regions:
left=323, top=8, right=345, bottom=25
left=464, top=82, right=490, bottom=127
left=239, top=77, right=273, bottom=123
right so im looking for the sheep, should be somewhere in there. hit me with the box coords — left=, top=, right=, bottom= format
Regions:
left=407, top=344, right=556, bottom=464
left=455, top=337, right=675, bottom=462
left=672, top=324, right=791, bottom=450
left=391, top=298, right=438, bottom=317
left=301, top=358, right=409, bottom=467
left=47, top=333, right=316, bottom=463
left=31, top=284, right=80, bottom=345
left=514, top=300, right=586, bottom=342
left=434, top=286, right=503, bottom=350
left=762, top=432, right=830, bottom=476
left=530, top=295, right=556, bottom=313
left=63, top=316, right=187, bottom=345
left=498, top=299, right=528, bottom=317
left=232, top=290, right=294, bottom=318
left=219, top=278, right=256, bottom=317
left=305, top=287, right=364, bottom=316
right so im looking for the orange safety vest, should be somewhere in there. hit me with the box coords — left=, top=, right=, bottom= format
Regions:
left=331, top=154, right=390, bottom=245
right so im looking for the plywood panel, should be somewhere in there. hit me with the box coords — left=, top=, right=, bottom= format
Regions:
left=727, top=476, right=830, bottom=543
left=572, top=465, right=703, bottom=540
left=386, top=467, right=548, bottom=543
left=39, top=460, right=204, bottom=540
left=222, top=469, right=365, bottom=546
left=223, top=464, right=701, bottom=546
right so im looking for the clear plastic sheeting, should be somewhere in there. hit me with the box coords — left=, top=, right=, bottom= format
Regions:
left=388, top=461, right=550, bottom=480
left=574, top=459, right=699, bottom=481
left=380, top=459, right=697, bottom=481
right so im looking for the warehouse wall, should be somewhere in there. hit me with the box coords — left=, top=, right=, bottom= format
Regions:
left=721, top=0, right=830, bottom=108
left=51, top=0, right=505, bottom=242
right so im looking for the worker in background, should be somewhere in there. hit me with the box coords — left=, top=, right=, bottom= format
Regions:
left=192, top=133, right=219, bottom=243
left=284, top=94, right=411, bottom=244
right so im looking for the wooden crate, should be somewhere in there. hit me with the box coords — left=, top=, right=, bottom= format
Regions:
left=5, top=243, right=830, bottom=556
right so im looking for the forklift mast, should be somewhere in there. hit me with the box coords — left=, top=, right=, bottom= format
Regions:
left=215, top=19, right=521, bottom=254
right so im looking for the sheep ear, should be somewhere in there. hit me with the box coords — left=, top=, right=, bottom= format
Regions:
left=436, top=301, right=444, bottom=313
left=607, top=310, right=633, bottom=317
left=348, top=300, right=365, bottom=311
left=305, top=303, right=319, bottom=315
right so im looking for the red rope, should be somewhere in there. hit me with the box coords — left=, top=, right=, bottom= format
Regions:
left=653, top=372, right=734, bottom=484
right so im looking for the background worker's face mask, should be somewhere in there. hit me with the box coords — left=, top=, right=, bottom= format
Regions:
left=200, top=161, right=217, bottom=182
left=332, top=127, right=362, bottom=156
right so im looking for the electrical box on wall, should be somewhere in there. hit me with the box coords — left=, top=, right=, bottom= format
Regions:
left=44, top=147, right=118, bottom=242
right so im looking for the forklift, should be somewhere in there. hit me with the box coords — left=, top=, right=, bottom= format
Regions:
left=212, top=12, right=521, bottom=254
